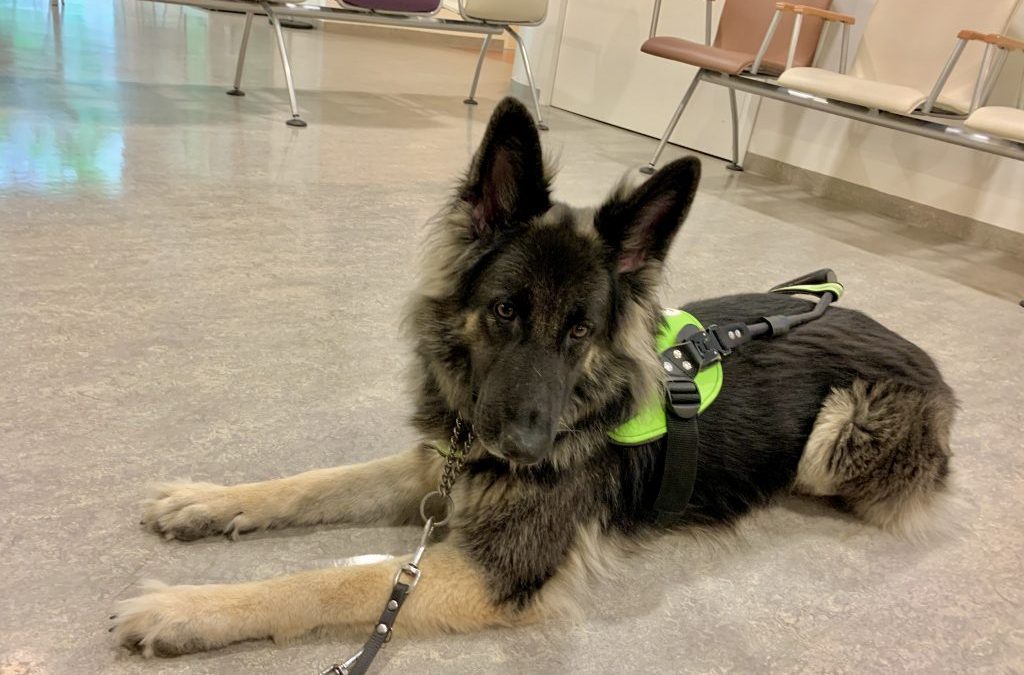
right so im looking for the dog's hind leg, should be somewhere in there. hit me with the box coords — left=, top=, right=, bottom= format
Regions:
left=142, top=445, right=442, bottom=540
left=795, top=379, right=955, bottom=535
left=113, top=543, right=518, bottom=656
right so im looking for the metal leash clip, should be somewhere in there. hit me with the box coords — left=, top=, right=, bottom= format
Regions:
left=392, top=516, right=434, bottom=592
left=319, top=649, right=363, bottom=675
left=320, top=417, right=472, bottom=675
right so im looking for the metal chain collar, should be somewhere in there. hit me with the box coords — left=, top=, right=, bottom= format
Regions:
left=320, top=418, right=472, bottom=675
left=418, top=416, right=471, bottom=527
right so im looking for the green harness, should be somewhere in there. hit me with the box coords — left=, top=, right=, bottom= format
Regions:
left=605, top=270, right=845, bottom=524
left=608, top=309, right=722, bottom=445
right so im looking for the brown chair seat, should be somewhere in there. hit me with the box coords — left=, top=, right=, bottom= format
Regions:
left=640, top=0, right=833, bottom=174
left=641, top=37, right=768, bottom=76
left=643, top=0, right=832, bottom=77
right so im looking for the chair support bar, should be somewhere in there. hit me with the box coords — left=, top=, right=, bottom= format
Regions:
left=650, top=0, right=663, bottom=40
left=785, top=12, right=804, bottom=71
left=980, top=48, right=1009, bottom=108
left=464, top=33, right=493, bottom=105
left=263, top=2, right=305, bottom=127
left=228, top=10, right=253, bottom=95
left=839, top=22, right=849, bottom=73
left=971, top=43, right=996, bottom=112
left=703, top=71, right=1024, bottom=161
left=705, top=0, right=713, bottom=46
left=923, top=38, right=967, bottom=114
left=751, top=9, right=782, bottom=75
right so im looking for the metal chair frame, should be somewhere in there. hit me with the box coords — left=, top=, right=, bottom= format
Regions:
left=643, top=0, right=853, bottom=174
left=643, top=0, right=1024, bottom=174
left=143, top=0, right=548, bottom=128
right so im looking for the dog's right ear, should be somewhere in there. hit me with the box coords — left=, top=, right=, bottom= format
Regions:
left=459, top=98, right=550, bottom=238
left=594, top=157, right=701, bottom=276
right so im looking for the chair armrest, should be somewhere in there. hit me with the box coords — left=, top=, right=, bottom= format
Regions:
left=776, top=3, right=855, bottom=25
left=956, top=29, right=989, bottom=42
left=956, top=30, right=1024, bottom=51
left=982, top=33, right=1024, bottom=52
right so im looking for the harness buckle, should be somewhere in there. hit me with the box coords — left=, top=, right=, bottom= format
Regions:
left=664, top=377, right=701, bottom=420
left=659, top=337, right=705, bottom=419
left=682, top=327, right=732, bottom=369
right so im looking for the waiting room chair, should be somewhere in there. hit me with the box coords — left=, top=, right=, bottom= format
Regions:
left=962, top=33, right=1024, bottom=143
left=461, top=0, right=550, bottom=129
left=777, top=0, right=1021, bottom=115
left=640, top=0, right=849, bottom=173
left=311, top=0, right=550, bottom=128
left=155, top=0, right=549, bottom=128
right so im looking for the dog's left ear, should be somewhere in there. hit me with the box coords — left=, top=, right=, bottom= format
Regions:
left=460, top=97, right=551, bottom=237
left=595, top=157, right=701, bottom=275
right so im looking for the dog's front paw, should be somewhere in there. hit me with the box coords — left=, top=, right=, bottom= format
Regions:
left=112, top=581, right=255, bottom=656
left=142, top=482, right=259, bottom=541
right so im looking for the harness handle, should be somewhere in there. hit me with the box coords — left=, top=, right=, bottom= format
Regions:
left=769, top=268, right=838, bottom=292
left=749, top=268, right=843, bottom=339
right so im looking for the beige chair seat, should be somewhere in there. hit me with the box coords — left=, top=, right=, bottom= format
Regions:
left=776, top=0, right=1021, bottom=117
left=642, top=37, right=786, bottom=76
left=460, top=0, right=546, bottom=23
left=965, top=106, right=1024, bottom=143
left=778, top=67, right=928, bottom=114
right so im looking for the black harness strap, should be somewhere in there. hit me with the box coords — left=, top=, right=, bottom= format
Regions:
left=654, top=414, right=699, bottom=525
left=652, top=330, right=715, bottom=526
left=650, top=269, right=843, bottom=526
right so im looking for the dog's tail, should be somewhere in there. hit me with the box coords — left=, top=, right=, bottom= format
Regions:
left=795, top=378, right=958, bottom=539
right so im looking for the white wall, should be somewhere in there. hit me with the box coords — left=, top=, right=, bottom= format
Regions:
left=519, top=0, right=762, bottom=162
left=747, top=0, right=1024, bottom=235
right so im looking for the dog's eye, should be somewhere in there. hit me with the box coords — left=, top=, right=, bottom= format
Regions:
left=494, top=301, right=516, bottom=320
left=570, top=323, right=591, bottom=340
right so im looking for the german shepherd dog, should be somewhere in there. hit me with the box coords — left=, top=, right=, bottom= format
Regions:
left=113, top=98, right=954, bottom=656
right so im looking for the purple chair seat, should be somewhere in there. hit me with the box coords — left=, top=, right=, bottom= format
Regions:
left=343, top=0, right=441, bottom=13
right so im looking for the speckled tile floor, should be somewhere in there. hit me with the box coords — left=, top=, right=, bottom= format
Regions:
left=2, top=2, right=1023, bottom=673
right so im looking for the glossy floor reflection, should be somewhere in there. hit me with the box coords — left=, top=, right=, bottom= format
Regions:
left=2, top=2, right=1023, bottom=674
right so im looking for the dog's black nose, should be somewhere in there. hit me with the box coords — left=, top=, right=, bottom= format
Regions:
left=500, top=423, right=552, bottom=464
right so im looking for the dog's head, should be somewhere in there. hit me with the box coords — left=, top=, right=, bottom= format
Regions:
left=410, top=98, right=701, bottom=467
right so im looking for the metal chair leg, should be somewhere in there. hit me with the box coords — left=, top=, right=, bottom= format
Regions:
left=227, top=11, right=254, bottom=97
left=505, top=27, right=547, bottom=131
left=640, top=72, right=701, bottom=175
left=726, top=87, right=743, bottom=171
left=464, top=33, right=493, bottom=105
left=263, top=2, right=306, bottom=127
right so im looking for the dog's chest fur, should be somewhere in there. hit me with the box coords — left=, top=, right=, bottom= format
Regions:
left=448, top=446, right=660, bottom=606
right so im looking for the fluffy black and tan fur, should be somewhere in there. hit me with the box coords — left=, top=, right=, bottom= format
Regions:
left=112, top=98, right=955, bottom=656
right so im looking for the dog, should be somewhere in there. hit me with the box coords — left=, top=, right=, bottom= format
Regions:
left=112, top=97, right=955, bottom=657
